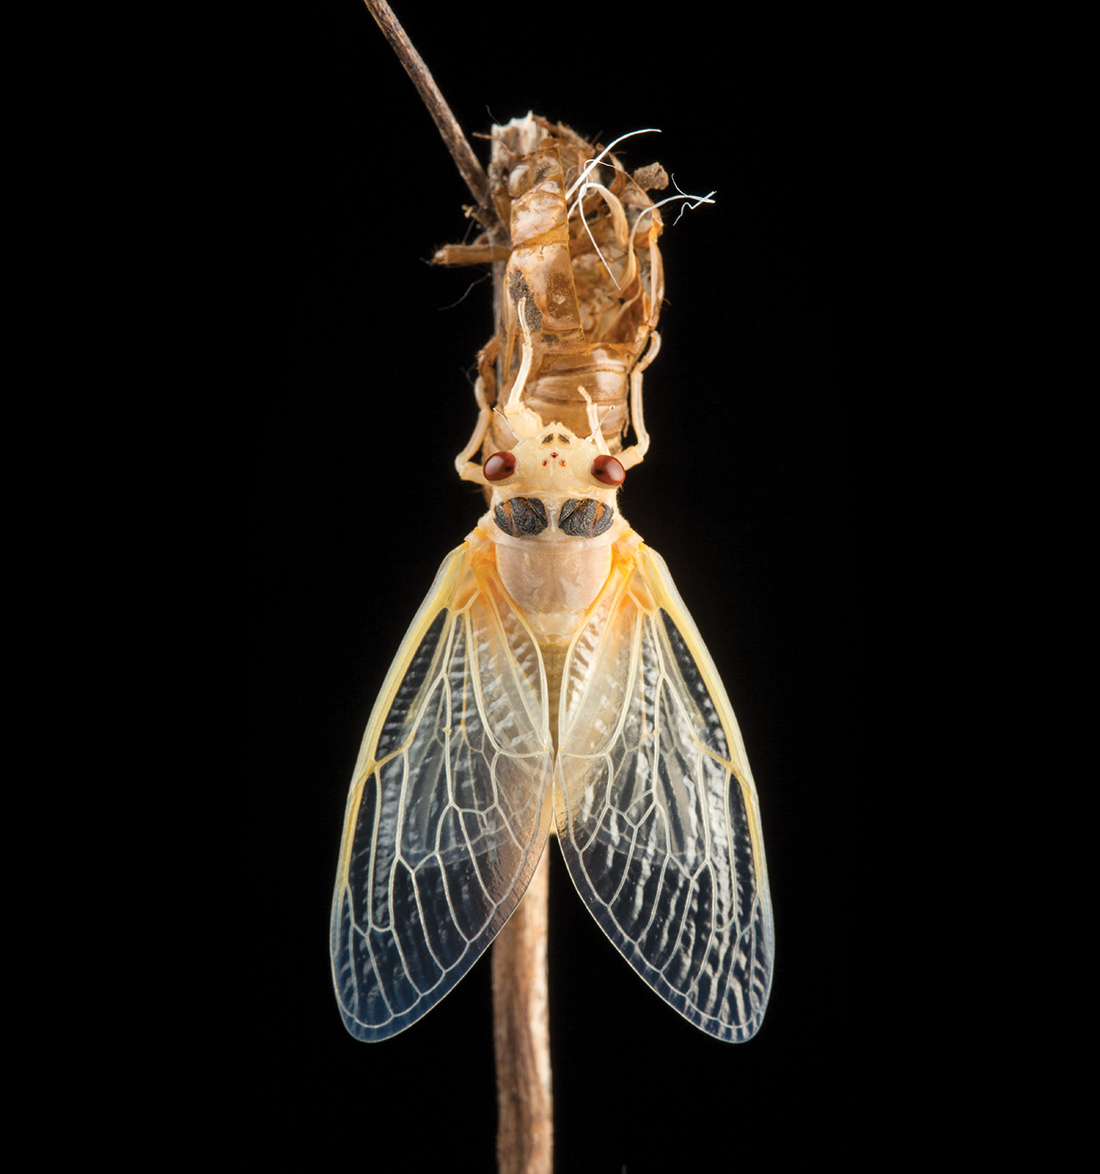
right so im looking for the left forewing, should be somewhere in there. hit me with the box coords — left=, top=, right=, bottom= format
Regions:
left=555, top=540, right=774, bottom=1041
left=331, top=544, right=554, bottom=1040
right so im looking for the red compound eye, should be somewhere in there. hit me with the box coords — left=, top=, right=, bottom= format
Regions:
left=591, top=455, right=625, bottom=486
left=483, top=451, right=517, bottom=482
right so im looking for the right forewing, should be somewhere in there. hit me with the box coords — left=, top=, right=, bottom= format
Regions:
left=555, top=540, right=774, bottom=1041
left=331, top=544, right=554, bottom=1041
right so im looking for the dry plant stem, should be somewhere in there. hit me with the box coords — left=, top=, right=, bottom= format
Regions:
left=362, top=0, right=494, bottom=219
left=492, top=851, right=553, bottom=1174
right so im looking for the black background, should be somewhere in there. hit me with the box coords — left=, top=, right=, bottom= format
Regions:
left=255, top=2, right=864, bottom=1165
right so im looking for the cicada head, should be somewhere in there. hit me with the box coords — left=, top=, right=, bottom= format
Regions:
left=483, top=424, right=624, bottom=500
left=482, top=421, right=626, bottom=544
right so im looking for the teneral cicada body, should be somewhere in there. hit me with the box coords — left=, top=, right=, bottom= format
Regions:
left=441, top=116, right=667, bottom=481
left=331, top=159, right=775, bottom=1039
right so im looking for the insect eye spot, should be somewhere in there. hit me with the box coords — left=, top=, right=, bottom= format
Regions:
left=591, top=455, right=625, bottom=486
left=483, top=451, right=517, bottom=482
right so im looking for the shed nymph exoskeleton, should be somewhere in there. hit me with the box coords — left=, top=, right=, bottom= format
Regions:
left=331, top=161, right=776, bottom=1043
left=443, top=115, right=669, bottom=482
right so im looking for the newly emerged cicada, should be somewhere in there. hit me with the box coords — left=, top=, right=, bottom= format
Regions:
left=331, top=113, right=774, bottom=1044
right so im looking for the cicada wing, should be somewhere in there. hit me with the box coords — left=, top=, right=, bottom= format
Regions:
left=331, top=544, right=554, bottom=1041
left=555, top=540, right=774, bottom=1041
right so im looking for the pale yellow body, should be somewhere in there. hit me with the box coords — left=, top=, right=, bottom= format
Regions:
left=331, top=111, right=773, bottom=1046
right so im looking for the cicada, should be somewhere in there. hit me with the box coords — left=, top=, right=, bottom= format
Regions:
left=331, top=113, right=774, bottom=1045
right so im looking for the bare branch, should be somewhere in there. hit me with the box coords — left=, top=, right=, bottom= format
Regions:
left=492, top=854, right=553, bottom=1174
left=363, top=1, right=494, bottom=221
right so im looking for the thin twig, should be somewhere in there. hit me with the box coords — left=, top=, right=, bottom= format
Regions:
left=492, top=852, right=553, bottom=1174
left=362, top=1, right=495, bottom=222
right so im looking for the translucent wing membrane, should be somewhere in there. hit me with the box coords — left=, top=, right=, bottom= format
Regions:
left=333, top=537, right=772, bottom=1042
left=331, top=545, right=554, bottom=1040
left=555, top=543, right=774, bottom=1041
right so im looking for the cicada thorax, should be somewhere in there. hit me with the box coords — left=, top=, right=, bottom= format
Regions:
left=438, top=116, right=666, bottom=488
left=478, top=421, right=627, bottom=648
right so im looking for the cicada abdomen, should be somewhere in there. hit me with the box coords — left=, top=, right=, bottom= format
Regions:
left=440, top=116, right=666, bottom=482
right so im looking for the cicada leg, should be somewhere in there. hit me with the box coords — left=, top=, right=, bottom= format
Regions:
left=618, top=331, right=661, bottom=470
